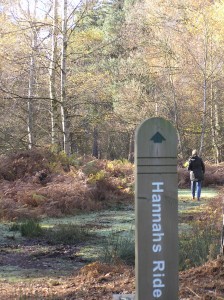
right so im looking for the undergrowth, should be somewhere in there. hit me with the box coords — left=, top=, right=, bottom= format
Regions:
left=10, top=219, right=91, bottom=244
left=45, top=223, right=91, bottom=245
left=1, top=149, right=224, bottom=272
left=0, top=151, right=134, bottom=220
left=1, top=149, right=224, bottom=221
left=20, top=219, right=44, bottom=237
left=179, top=221, right=220, bottom=270
left=101, top=231, right=135, bottom=266
left=99, top=220, right=221, bottom=270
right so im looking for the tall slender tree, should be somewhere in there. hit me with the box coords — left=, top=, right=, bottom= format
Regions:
left=60, top=0, right=71, bottom=155
left=49, top=0, right=60, bottom=147
left=27, top=0, right=38, bottom=149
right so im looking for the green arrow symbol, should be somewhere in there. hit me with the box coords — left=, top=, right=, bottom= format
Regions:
left=150, top=132, right=166, bottom=143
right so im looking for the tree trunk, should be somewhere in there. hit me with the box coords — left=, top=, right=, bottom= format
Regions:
left=199, top=76, right=207, bottom=156
left=27, top=0, right=38, bottom=149
left=169, top=77, right=184, bottom=159
left=214, top=101, right=222, bottom=163
left=61, top=0, right=70, bottom=155
left=211, top=85, right=221, bottom=164
left=92, top=127, right=99, bottom=158
left=50, top=0, right=60, bottom=148
left=220, top=200, right=224, bottom=255
left=211, top=83, right=217, bottom=163
left=128, top=131, right=134, bottom=163
left=199, top=23, right=209, bottom=156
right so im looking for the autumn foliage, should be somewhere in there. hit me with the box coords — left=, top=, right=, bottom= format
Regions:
left=0, top=149, right=223, bottom=221
left=0, top=149, right=134, bottom=220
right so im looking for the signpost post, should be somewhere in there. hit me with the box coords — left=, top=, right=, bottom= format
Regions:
left=135, top=117, right=178, bottom=300
left=113, top=117, right=178, bottom=300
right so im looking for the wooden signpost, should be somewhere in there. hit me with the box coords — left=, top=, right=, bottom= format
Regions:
left=113, top=117, right=178, bottom=300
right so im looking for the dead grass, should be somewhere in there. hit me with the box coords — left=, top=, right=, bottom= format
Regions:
left=0, top=149, right=52, bottom=181
left=0, top=149, right=223, bottom=221
left=1, top=259, right=224, bottom=299
left=0, top=150, right=134, bottom=221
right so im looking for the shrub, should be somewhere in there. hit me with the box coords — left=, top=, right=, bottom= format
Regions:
left=0, top=149, right=53, bottom=181
left=101, top=231, right=135, bottom=265
left=20, top=219, right=44, bottom=238
left=9, top=222, right=20, bottom=231
left=9, top=220, right=91, bottom=246
left=178, top=162, right=224, bottom=188
left=106, top=159, right=133, bottom=178
left=87, top=170, right=107, bottom=184
left=100, top=220, right=220, bottom=271
left=178, top=168, right=190, bottom=188
left=179, top=222, right=220, bottom=270
left=45, top=223, right=90, bottom=245
left=18, top=192, right=47, bottom=208
left=81, top=159, right=106, bottom=176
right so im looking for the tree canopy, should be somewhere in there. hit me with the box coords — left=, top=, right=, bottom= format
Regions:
left=0, top=0, right=224, bottom=162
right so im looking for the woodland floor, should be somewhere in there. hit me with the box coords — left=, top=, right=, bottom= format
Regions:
left=0, top=151, right=224, bottom=299
left=0, top=189, right=223, bottom=300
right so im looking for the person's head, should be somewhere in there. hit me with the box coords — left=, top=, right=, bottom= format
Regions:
left=192, top=149, right=197, bottom=156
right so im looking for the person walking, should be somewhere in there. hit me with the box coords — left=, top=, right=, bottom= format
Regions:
left=188, top=149, right=205, bottom=201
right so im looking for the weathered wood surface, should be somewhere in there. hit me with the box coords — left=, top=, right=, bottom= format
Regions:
left=135, top=117, right=178, bottom=300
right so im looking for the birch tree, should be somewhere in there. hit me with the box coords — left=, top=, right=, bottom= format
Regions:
left=179, top=5, right=223, bottom=158
left=27, top=0, right=38, bottom=149
left=49, top=0, right=60, bottom=146
left=60, top=0, right=70, bottom=155
left=4, top=0, right=53, bottom=150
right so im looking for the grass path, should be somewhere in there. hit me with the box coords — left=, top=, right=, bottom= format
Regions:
left=178, top=187, right=218, bottom=200
left=178, top=187, right=219, bottom=213
left=41, top=188, right=219, bottom=235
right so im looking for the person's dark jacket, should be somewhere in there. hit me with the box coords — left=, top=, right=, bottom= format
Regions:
left=188, top=155, right=205, bottom=181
